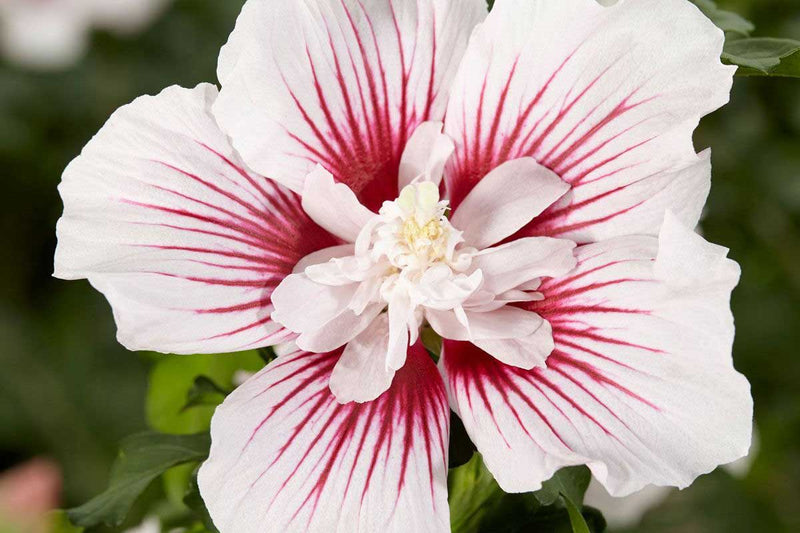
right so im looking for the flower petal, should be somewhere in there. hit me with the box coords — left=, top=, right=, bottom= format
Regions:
left=54, top=84, right=337, bottom=354
left=330, top=314, right=397, bottom=403
left=441, top=214, right=752, bottom=496
left=472, top=237, right=577, bottom=295
left=472, top=320, right=554, bottom=370
left=450, top=158, right=569, bottom=249
left=398, top=121, right=455, bottom=189
left=387, top=291, right=412, bottom=371
left=294, top=244, right=356, bottom=273
left=302, top=165, right=376, bottom=243
left=427, top=306, right=545, bottom=343
left=199, top=346, right=450, bottom=533
left=271, top=273, right=356, bottom=334
left=297, top=303, right=385, bottom=354
left=215, top=0, right=486, bottom=210
left=444, top=0, right=733, bottom=242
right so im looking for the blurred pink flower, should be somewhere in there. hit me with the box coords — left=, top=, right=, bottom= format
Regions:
left=55, top=0, right=753, bottom=531
left=0, top=0, right=170, bottom=70
left=0, top=459, right=61, bottom=533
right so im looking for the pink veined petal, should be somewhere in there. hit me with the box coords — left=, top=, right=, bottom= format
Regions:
left=444, top=0, right=733, bottom=242
left=441, top=213, right=752, bottom=496
left=198, top=345, right=450, bottom=533
left=54, top=84, right=337, bottom=354
left=329, top=314, right=397, bottom=403
left=271, top=273, right=357, bottom=334
left=471, top=237, right=578, bottom=295
left=215, top=0, right=487, bottom=211
left=302, top=165, right=376, bottom=243
left=398, top=121, right=455, bottom=189
left=450, top=158, right=569, bottom=249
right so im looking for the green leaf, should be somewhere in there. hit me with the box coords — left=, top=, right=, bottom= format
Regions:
left=184, top=467, right=220, bottom=533
left=146, top=351, right=263, bottom=434
left=691, top=0, right=754, bottom=36
left=421, top=327, right=443, bottom=361
left=448, top=453, right=505, bottom=533
left=722, top=37, right=800, bottom=77
left=580, top=506, right=607, bottom=533
left=47, top=511, right=84, bottom=533
left=66, top=432, right=211, bottom=528
left=257, top=346, right=277, bottom=365
left=448, top=414, right=478, bottom=469
left=534, top=466, right=592, bottom=507
left=562, top=494, right=591, bottom=533
left=162, top=462, right=197, bottom=506
left=182, top=376, right=230, bottom=412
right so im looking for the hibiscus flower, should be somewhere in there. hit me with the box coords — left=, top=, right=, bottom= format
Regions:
left=54, top=0, right=753, bottom=531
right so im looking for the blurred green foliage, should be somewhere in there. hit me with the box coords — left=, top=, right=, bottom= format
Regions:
left=145, top=351, right=262, bottom=436
left=0, top=0, right=799, bottom=532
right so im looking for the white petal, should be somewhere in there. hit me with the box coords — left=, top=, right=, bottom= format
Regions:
left=417, top=268, right=483, bottom=310
left=450, top=158, right=569, bottom=249
left=472, top=237, right=577, bottom=295
left=444, top=0, right=733, bottom=242
left=442, top=216, right=751, bottom=496
left=271, top=273, right=356, bottom=333
left=427, top=306, right=545, bottom=342
left=294, top=244, right=356, bottom=273
left=387, top=293, right=412, bottom=371
left=215, top=0, right=486, bottom=211
left=54, top=84, right=339, bottom=354
left=297, top=303, right=384, bottom=354
left=398, top=121, right=455, bottom=189
left=329, top=314, right=397, bottom=403
left=302, top=166, right=375, bottom=243
left=473, top=319, right=554, bottom=370
left=199, top=347, right=450, bottom=533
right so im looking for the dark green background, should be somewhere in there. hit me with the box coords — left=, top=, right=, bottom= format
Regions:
left=0, top=0, right=798, bottom=531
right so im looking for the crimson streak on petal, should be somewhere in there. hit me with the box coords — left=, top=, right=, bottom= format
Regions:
left=55, top=83, right=338, bottom=354
left=443, top=0, right=734, bottom=242
left=199, top=344, right=451, bottom=533
left=442, top=228, right=750, bottom=496
left=214, top=0, right=486, bottom=210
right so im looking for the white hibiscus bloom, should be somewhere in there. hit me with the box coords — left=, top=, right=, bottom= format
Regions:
left=0, top=0, right=170, bottom=70
left=54, top=0, right=753, bottom=532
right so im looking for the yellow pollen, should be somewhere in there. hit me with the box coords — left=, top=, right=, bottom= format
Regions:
left=402, top=217, right=444, bottom=250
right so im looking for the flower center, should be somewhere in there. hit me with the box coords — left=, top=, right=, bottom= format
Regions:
left=300, top=181, right=481, bottom=349
left=372, top=181, right=461, bottom=276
